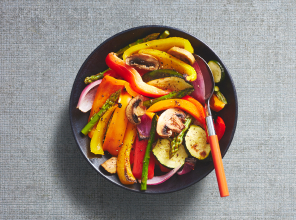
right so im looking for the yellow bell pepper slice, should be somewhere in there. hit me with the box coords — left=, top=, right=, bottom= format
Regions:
left=103, top=91, right=132, bottom=156
left=117, top=122, right=137, bottom=185
left=90, top=104, right=118, bottom=155
left=138, top=49, right=197, bottom=81
left=122, top=37, right=194, bottom=60
left=145, top=112, right=156, bottom=120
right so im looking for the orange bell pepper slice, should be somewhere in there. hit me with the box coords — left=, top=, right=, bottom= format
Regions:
left=117, top=122, right=137, bottom=185
left=103, top=91, right=132, bottom=156
left=90, top=104, right=118, bottom=155
left=182, top=95, right=206, bottom=126
left=210, top=94, right=226, bottom=112
left=88, top=75, right=126, bottom=138
left=146, top=99, right=205, bottom=126
left=124, top=82, right=139, bottom=97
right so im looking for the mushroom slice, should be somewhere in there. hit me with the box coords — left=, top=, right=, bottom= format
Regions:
left=125, top=53, right=160, bottom=71
left=167, top=46, right=195, bottom=65
left=101, top=157, right=117, bottom=174
left=126, top=95, right=147, bottom=125
left=156, top=108, right=186, bottom=138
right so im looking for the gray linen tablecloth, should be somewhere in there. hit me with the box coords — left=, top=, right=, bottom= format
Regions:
left=1, top=0, right=295, bottom=219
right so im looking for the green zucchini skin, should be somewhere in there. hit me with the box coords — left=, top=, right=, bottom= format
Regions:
left=208, top=60, right=225, bottom=84
left=152, top=139, right=188, bottom=169
left=184, top=125, right=211, bottom=160
left=142, top=69, right=185, bottom=82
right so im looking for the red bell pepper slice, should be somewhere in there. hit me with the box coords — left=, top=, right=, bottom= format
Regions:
left=105, top=53, right=170, bottom=98
left=132, top=138, right=155, bottom=179
left=159, top=164, right=172, bottom=173
left=214, top=116, right=226, bottom=140
left=155, top=160, right=172, bottom=173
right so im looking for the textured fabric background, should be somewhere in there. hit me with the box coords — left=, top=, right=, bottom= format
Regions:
left=1, top=0, right=295, bottom=219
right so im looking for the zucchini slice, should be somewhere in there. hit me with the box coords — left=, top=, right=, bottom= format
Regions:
left=152, top=139, right=188, bottom=168
left=147, top=77, right=193, bottom=91
left=185, top=125, right=211, bottom=160
left=142, top=69, right=184, bottom=82
left=208, top=60, right=225, bottom=83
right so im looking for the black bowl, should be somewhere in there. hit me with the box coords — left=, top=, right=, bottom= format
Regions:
left=69, top=25, right=238, bottom=194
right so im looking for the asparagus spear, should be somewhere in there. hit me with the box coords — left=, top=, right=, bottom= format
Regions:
left=116, top=33, right=160, bottom=57
left=143, top=88, right=194, bottom=108
left=84, top=68, right=110, bottom=84
left=141, top=114, right=157, bottom=191
left=170, top=116, right=192, bottom=158
left=81, top=89, right=121, bottom=135
left=159, top=30, right=170, bottom=39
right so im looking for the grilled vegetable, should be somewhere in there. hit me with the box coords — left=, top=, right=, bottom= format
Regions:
left=167, top=46, right=195, bottom=65
left=142, top=69, right=184, bottom=82
left=84, top=69, right=110, bottom=84
left=126, top=95, right=147, bottom=125
left=81, top=89, right=121, bottom=135
left=141, top=114, right=158, bottom=191
left=170, top=116, right=192, bottom=158
left=138, top=49, right=197, bottom=81
left=125, top=53, right=159, bottom=71
left=214, top=86, right=227, bottom=104
left=103, top=91, right=131, bottom=156
left=132, top=138, right=155, bottom=180
left=210, top=93, right=226, bottom=112
left=159, top=30, right=170, bottom=39
left=146, top=99, right=205, bottom=126
left=147, top=77, right=193, bottom=91
left=214, top=116, right=226, bottom=141
left=152, top=139, right=188, bottom=169
left=185, top=125, right=211, bottom=160
left=87, top=75, right=126, bottom=138
left=143, top=88, right=194, bottom=108
left=177, top=158, right=197, bottom=175
left=208, top=60, right=225, bottom=83
left=156, top=108, right=186, bottom=138
left=101, top=157, right=117, bottom=174
left=106, top=52, right=170, bottom=98
left=116, top=33, right=160, bottom=57
left=122, top=37, right=194, bottom=60
left=77, top=79, right=102, bottom=112
left=141, top=165, right=181, bottom=185
left=117, top=122, right=137, bottom=185
left=90, top=104, right=118, bottom=155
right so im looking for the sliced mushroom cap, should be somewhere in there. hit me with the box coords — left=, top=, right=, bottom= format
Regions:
left=156, top=108, right=186, bottom=138
left=167, top=46, right=196, bottom=65
left=126, top=95, right=147, bottom=125
left=126, top=53, right=160, bottom=71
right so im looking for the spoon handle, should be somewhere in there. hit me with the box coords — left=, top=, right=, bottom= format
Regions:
left=208, top=134, right=229, bottom=197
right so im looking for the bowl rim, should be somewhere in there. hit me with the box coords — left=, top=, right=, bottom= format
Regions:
left=69, top=25, right=238, bottom=194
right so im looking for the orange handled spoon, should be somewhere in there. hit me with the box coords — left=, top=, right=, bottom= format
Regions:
left=194, top=55, right=229, bottom=197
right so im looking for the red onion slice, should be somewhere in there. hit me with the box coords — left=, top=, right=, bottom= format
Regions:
left=136, top=114, right=152, bottom=140
left=177, top=158, right=197, bottom=175
left=191, top=61, right=205, bottom=105
left=76, top=80, right=102, bottom=112
left=138, top=165, right=181, bottom=185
